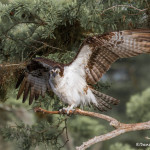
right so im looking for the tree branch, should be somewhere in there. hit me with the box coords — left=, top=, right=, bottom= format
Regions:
left=101, top=5, right=148, bottom=14
left=34, top=107, right=150, bottom=150
left=0, top=62, right=26, bottom=69
left=76, top=121, right=150, bottom=150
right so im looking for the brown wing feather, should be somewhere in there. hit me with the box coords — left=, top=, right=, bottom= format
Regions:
left=16, top=57, right=63, bottom=105
left=79, top=29, right=150, bottom=85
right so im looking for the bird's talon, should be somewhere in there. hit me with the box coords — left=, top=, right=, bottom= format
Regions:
left=67, top=108, right=75, bottom=115
left=59, top=107, right=75, bottom=115
left=59, top=109, right=65, bottom=114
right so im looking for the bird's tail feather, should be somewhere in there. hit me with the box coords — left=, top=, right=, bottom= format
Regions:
left=91, top=89, right=120, bottom=111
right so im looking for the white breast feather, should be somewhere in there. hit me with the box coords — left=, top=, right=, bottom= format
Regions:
left=51, top=45, right=98, bottom=107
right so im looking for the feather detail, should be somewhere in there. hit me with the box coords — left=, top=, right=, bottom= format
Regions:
left=91, top=88, right=119, bottom=111
left=70, top=29, right=150, bottom=85
left=17, top=76, right=27, bottom=100
left=22, top=82, right=30, bottom=103
left=16, top=29, right=150, bottom=113
left=16, top=57, right=53, bottom=104
left=29, top=86, right=35, bottom=105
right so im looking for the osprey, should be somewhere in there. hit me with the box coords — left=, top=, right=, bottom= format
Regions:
left=16, top=29, right=150, bottom=113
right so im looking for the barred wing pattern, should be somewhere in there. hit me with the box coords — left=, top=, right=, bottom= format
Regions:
left=16, top=58, right=61, bottom=105
left=16, top=29, right=150, bottom=107
left=76, top=29, right=150, bottom=85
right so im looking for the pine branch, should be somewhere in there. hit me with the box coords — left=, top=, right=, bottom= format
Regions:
left=34, top=107, right=150, bottom=150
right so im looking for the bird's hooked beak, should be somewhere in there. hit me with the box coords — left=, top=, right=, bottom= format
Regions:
left=52, top=71, right=57, bottom=78
left=50, top=68, right=57, bottom=78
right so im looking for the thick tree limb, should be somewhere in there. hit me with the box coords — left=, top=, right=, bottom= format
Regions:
left=34, top=107, right=150, bottom=150
left=76, top=121, right=150, bottom=150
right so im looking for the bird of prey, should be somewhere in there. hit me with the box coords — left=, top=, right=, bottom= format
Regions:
left=16, top=29, right=150, bottom=113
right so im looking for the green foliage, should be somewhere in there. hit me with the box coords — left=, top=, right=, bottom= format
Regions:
left=0, top=116, right=68, bottom=150
left=109, top=142, right=137, bottom=150
left=0, top=0, right=149, bottom=63
left=69, top=116, right=106, bottom=145
left=126, top=88, right=150, bottom=122
left=109, top=142, right=150, bottom=150
left=0, top=0, right=150, bottom=150
left=47, top=51, right=76, bottom=64
left=0, top=0, right=60, bottom=62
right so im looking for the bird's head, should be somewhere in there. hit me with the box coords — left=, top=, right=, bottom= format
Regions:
left=50, top=66, right=63, bottom=79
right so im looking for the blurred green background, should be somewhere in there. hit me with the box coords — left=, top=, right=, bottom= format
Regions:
left=0, top=0, right=150, bottom=150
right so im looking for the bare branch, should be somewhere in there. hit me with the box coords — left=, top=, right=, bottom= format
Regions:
left=144, top=0, right=150, bottom=8
left=34, top=107, right=119, bottom=127
left=76, top=121, right=150, bottom=150
left=25, top=39, right=65, bottom=60
left=34, top=107, right=150, bottom=150
left=0, top=62, right=26, bottom=69
left=30, top=39, right=64, bottom=51
left=101, top=5, right=148, bottom=14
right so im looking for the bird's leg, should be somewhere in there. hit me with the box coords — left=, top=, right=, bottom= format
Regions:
left=67, top=104, right=75, bottom=114
left=59, top=104, right=75, bottom=114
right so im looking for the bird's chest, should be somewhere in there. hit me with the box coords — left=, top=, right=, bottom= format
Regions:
left=49, top=76, right=70, bottom=103
left=50, top=71, right=86, bottom=104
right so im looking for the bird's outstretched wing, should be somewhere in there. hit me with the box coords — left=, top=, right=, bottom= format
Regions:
left=16, top=57, right=61, bottom=105
left=71, top=29, right=150, bottom=84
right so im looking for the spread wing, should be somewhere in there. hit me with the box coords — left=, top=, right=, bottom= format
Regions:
left=71, top=29, right=150, bottom=85
left=16, top=57, right=61, bottom=105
